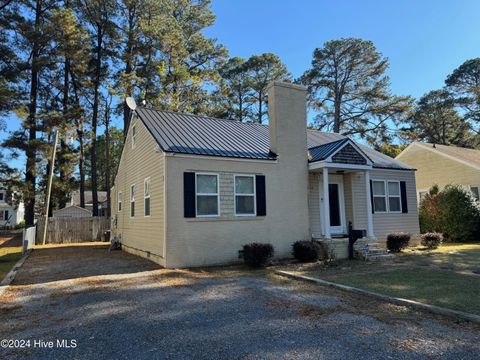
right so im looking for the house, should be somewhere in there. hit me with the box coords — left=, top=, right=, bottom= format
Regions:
left=396, top=142, right=480, bottom=202
left=111, top=82, right=420, bottom=268
left=69, top=190, right=108, bottom=216
left=0, top=187, right=24, bottom=226
left=53, top=205, right=92, bottom=218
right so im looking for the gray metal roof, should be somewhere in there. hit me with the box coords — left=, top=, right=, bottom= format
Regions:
left=135, top=108, right=413, bottom=170
left=308, top=139, right=348, bottom=162
left=137, top=108, right=276, bottom=160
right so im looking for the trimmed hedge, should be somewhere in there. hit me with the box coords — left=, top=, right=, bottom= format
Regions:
left=386, top=232, right=411, bottom=253
left=242, top=243, right=274, bottom=268
left=421, top=232, right=443, bottom=249
left=292, top=241, right=323, bottom=262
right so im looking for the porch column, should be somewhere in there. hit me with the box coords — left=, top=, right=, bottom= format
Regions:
left=365, top=170, right=375, bottom=238
left=322, top=167, right=331, bottom=239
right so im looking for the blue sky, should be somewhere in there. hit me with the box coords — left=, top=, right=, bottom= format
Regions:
left=206, top=0, right=480, bottom=98
left=3, top=0, right=480, bottom=170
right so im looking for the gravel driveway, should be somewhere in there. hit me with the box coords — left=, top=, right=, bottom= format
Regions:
left=1, top=244, right=479, bottom=359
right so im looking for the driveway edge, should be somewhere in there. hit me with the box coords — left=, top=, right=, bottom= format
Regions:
left=0, top=249, right=32, bottom=296
left=275, top=270, right=480, bottom=324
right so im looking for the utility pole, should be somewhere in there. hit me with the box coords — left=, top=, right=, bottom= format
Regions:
left=42, top=128, right=60, bottom=245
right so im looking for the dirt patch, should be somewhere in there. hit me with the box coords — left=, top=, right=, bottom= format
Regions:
left=0, top=233, right=22, bottom=248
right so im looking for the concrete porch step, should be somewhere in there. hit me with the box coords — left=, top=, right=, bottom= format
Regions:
left=367, top=253, right=394, bottom=261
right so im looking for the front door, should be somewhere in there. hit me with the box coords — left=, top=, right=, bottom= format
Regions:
left=319, top=174, right=346, bottom=236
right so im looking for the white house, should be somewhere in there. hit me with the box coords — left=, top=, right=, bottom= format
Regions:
left=0, top=187, right=24, bottom=226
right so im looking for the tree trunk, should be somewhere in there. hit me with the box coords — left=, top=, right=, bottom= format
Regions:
left=123, top=6, right=135, bottom=138
left=90, top=26, right=103, bottom=216
left=59, top=55, right=70, bottom=208
left=257, top=90, right=262, bottom=124
left=78, top=126, right=85, bottom=208
left=105, top=103, right=111, bottom=218
left=71, top=69, right=85, bottom=208
left=24, top=0, right=42, bottom=226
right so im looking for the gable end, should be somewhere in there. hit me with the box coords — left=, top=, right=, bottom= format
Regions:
left=332, top=143, right=367, bottom=165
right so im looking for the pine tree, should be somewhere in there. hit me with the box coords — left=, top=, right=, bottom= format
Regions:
left=299, top=38, right=412, bottom=144
left=76, top=0, right=118, bottom=216
left=245, top=53, right=290, bottom=124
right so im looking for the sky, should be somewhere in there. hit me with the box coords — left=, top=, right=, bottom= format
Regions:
left=206, top=0, right=480, bottom=98
left=2, top=0, right=480, bottom=170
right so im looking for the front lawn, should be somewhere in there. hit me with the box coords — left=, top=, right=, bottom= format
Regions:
left=0, top=246, right=23, bottom=282
left=333, top=268, right=480, bottom=315
left=291, top=243, right=480, bottom=316
left=406, top=243, right=480, bottom=273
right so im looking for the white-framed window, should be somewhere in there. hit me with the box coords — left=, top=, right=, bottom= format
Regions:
left=144, top=177, right=151, bottom=217
left=470, top=186, right=479, bottom=200
left=0, top=211, right=3, bottom=220
left=234, top=174, right=256, bottom=216
left=418, top=190, right=428, bottom=203
left=131, top=124, right=136, bottom=149
left=373, top=180, right=402, bottom=213
left=118, top=191, right=122, bottom=212
left=372, top=180, right=387, bottom=213
left=195, top=173, right=219, bottom=217
left=130, top=184, right=136, bottom=217
left=387, top=181, right=401, bottom=212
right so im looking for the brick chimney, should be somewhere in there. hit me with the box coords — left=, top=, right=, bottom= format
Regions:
left=267, top=81, right=308, bottom=162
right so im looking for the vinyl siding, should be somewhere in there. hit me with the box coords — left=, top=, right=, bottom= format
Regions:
left=397, top=144, right=480, bottom=193
left=309, top=169, right=419, bottom=240
left=308, top=172, right=322, bottom=237
left=53, top=206, right=91, bottom=218
left=111, top=116, right=166, bottom=266
left=370, top=169, right=420, bottom=239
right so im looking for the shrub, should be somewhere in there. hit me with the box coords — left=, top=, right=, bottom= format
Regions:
left=419, top=184, right=480, bottom=243
left=420, top=232, right=443, bottom=249
left=242, top=243, right=274, bottom=268
left=292, top=241, right=323, bottom=262
left=386, top=232, right=411, bottom=253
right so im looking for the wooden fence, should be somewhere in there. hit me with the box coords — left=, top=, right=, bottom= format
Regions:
left=35, top=217, right=109, bottom=244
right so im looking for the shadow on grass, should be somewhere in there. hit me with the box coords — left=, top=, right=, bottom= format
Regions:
left=0, top=246, right=23, bottom=281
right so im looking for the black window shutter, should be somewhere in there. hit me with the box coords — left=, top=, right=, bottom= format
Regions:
left=400, top=181, right=408, bottom=213
left=369, top=179, right=375, bottom=214
left=256, top=175, right=266, bottom=216
left=184, top=172, right=196, bottom=218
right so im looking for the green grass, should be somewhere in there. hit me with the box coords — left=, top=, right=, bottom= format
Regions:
left=333, top=268, right=480, bottom=315
left=0, top=246, right=23, bottom=282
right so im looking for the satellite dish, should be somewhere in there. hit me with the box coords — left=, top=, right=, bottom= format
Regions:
left=126, top=97, right=137, bottom=111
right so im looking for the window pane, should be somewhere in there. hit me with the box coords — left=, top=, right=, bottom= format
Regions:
left=145, top=198, right=150, bottom=216
left=197, top=195, right=218, bottom=215
left=144, top=180, right=150, bottom=196
left=388, top=182, right=400, bottom=196
left=197, top=175, right=217, bottom=194
left=236, top=195, right=255, bottom=214
left=374, top=197, right=386, bottom=212
left=131, top=202, right=135, bottom=217
left=235, top=176, right=254, bottom=194
left=471, top=187, right=479, bottom=200
left=373, top=181, right=385, bottom=195
left=389, top=197, right=401, bottom=212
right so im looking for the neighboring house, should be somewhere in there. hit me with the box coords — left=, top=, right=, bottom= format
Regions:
left=53, top=205, right=92, bottom=218
left=396, top=142, right=480, bottom=202
left=69, top=190, right=108, bottom=216
left=0, top=187, right=24, bottom=226
left=111, top=82, right=420, bottom=268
